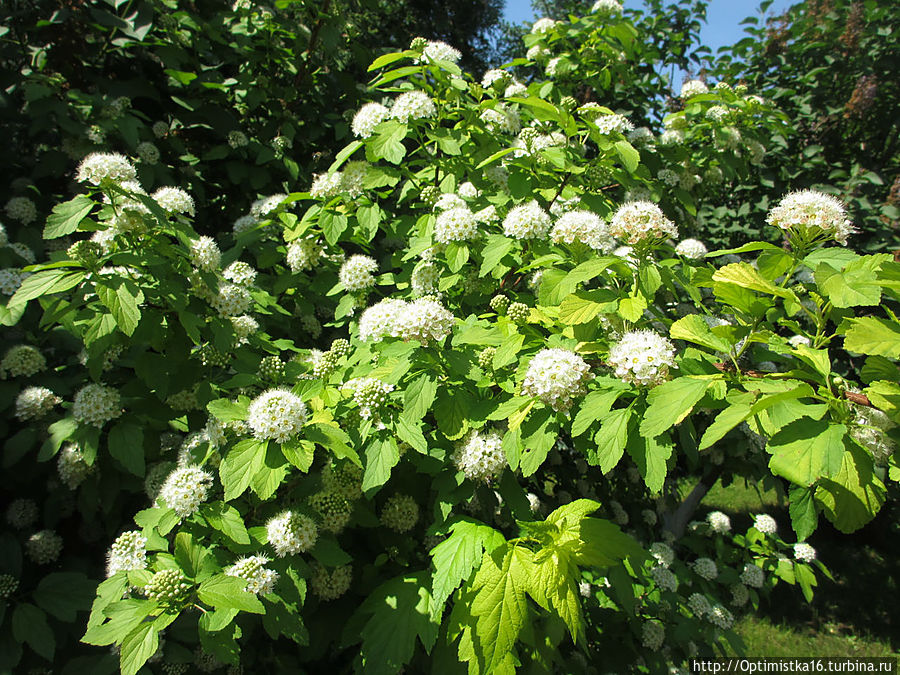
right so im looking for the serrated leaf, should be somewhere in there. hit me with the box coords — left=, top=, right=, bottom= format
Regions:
left=768, top=419, right=846, bottom=486
left=431, top=519, right=505, bottom=609
left=558, top=289, right=618, bottom=325
left=843, top=317, right=900, bottom=358
left=362, top=437, right=399, bottom=492
left=525, top=549, right=583, bottom=644
left=197, top=574, right=264, bottom=614
left=8, top=269, right=84, bottom=308
left=626, top=431, right=672, bottom=493
left=571, top=389, right=621, bottom=437
left=614, top=139, right=640, bottom=172
left=815, top=442, right=886, bottom=533
left=435, top=390, right=469, bottom=440
left=403, top=374, right=437, bottom=420
left=120, top=623, right=158, bottom=675
left=670, top=314, right=732, bottom=353
left=200, top=503, right=250, bottom=546
left=588, top=407, right=631, bottom=472
left=34, top=572, right=95, bottom=622
left=13, top=603, right=54, bottom=661
left=640, top=378, right=710, bottom=438
left=617, top=294, right=646, bottom=322
left=108, top=422, right=144, bottom=477
left=44, top=194, right=94, bottom=238
left=479, top=234, right=514, bottom=277
left=96, top=281, right=142, bottom=336
left=206, top=398, right=249, bottom=423
left=789, top=486, right=818, bottom=541
left=814, top=255, right=888, bottom=308
left=220, top=439, right=266, bottom=500
left=304, top=422, right=359, bottom=465
left=713, top=262, right=795, bottom=299
left=394, top=416, right=427, bottom=453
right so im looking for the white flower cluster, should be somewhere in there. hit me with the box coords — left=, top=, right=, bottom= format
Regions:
left=352, top=102, right=390, bottom=138
left=152, top=186, right=195, bottom=216
left=481, top=69, right=511, bottom=89
left=250, top=193, right=288, bottom=220
left=788, top=334, right=811, bottom=348
left=310, top=172, right=343, bottom=200
left=550, top=210, right=615, bottom=251
left=453, top=429, right=507, bottom=482
left=152, top=121, right=169, bottom=138
left=72, top=383, right=122, bottom=427
left=286, top=239, right=321, bottom=272
left=650, top=542, right=674, bottom=567
left=435, top=206, right=479, bottom=243
left=521, top=348, right=591, bottom=412
left=680, top=79, right=709, bottom=98
left=688, top=592, right=711, bottom=617
left=480, top=106, right=522, bottom=134
left=608, top=330, right=676, bottom=387
left=247, top=388, right=308, bottom=442
left=740, top=563, right=765, bottom=588
left=309, top=563, right=352, bottom=600
left=5, top=197, right=36, bottom=225
left=380, top=494, right=419, bottom=532
left=433, top=193, right=466, bottom=211
left=458, top=181, right=480, bottom=200
left=211, top=282, right=252, bottom=317
left=609, top=201, right=678, bottom=244
left=391, top=91, right=436, bottom=123
left=420, top=40, right=461, bottom=64
left=159, top=465, right=213, bottom=518
left=227, top=130, right=248, bottom=148
left=592, top=0, right=623, bottom=13
left=594, top=114, right=634, bottom=135
left=76, top=152, right=137, bottom=185
left=190, top=236, right=221, bottom=271
left=1, top=345, right=46, bottom=378
left=223, top=261, right=257, bottom=286
left=266, top=511, right=318, bottom=556
left=227, top=555, right=278, bottom=595
left=136, top=141, right=160, bottom=164
left=851, top=406, right=896, bottom=464
left=793, top=542, right=817, bottom=562
left=651, top=565, right=678, bottom=592
left=6, top=499, right=38, bottom=529
left=708, top=605, right=734, bottom=630
left=231, top=314, right=259, bottom=345
left=26, top=530, right=64, bottom=564
left=659, top=129, right=685, bottom=145
left=641, top=620, right=665, bottom=650
left=0, top=269, right=27, bottom=296
left=344, top=377, right=394, bottom=419
left=358, top=297, right=454, bottom=344
left=15, top=386, right=61, bottom=421
left=503, top=200, right=552, bottom=240
left=706, top=511, right=731, bottom=534
left=339, top=254, right=379, bottom=292
left=341, top=160, right=369, bottom=198
left=106, top=530, right=148, bottom=577
left=531, top=17, right=558, bottom=33
left=57, top=444, right=93, bottom=489
left=693, top=557, right=718, bottom=580
left=731, top=583, right=750, bottom=607
left=766, top=190, right=854, bottom=245
left=753, top=514, right=778, bottom=535
left=411, top=262, right=440, bottom=296
left=675, top=238, right=708, bottom=259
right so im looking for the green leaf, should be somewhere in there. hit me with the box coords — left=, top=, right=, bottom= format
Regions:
left=713, top=262, right=796, bottom=299
left=843, top=317, right=900, bottom=358
left=519, top=410, right=557, bottom=477
left=34, top=572, right=96, bottom=622
left=305, top=423, right=360, bottom=465
left=402, top=374, right=437, bottom=420
left=588, top=407, right=631, bottom=472
left=445, top=242, right=469, bottom=273
left=670, top=314, right=732, bottom=353
left=12, top=603, right=54, bottom=661
left=479, top=235, right=514, bottom=277
left=789, top=486, right=818, bottom=541
left=614, top=140, right=640, bottom=172
left=362, top=437, right=400, bottom=493
left=468, top=545, right=531, bottom=673
left=431, top=519, right=506, bottom=609
left=281, top=439, right=315, bottom=472
left=175, top=531, right=207, bottom=578
left=558, top=289, right=618, bottom=325
left=250, top=445, right=289, bottom=500
left=220, top=438, right=266, bottom=500
left=814, top=255, right=888, bottom=308
left=475, top=147, right=517, bottom=170
left=8, top=269, right=84, bottom=308
left=640, top=378, right=711, bottom=438
left=44, top=194, right=94, bottom=238
left=200, top=503, right=250, bottom=546
left=699, top=400, right=754, bottom=450
left=617, top=294, right=646, bottom=322
left=120, top=623, right=158, bottom=675
left=865, top=380, right=900, bottom=417
left=435, top=390, right=469, bottom=440
left=815, top=442, right=886, bottom=533
left=564, top=517, right=646, bottom=568
left=367, top=121, right=407, bottom=165
left=626, top=432, right=672, bottom=493
left=96, top=281, right=142, bottom=336
left=525, top=548, right=583, bottom=644
left=108, top=422, right=144, bottom=477
left=571, top=390, right=621, bottom=437
left=368, top=50, right=412, bottom=71
left=706, top=242, right=782, bottom=257
left=207, top=398, right=249, bottom=423
left=197, top=574, right=264, bottom=614
left=394, top=416, right=427, bottom=453
left=355, top=573, right=440, bottom=674
left=767, top=419, right=847, bottom=486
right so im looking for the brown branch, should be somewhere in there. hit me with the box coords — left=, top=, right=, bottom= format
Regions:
left=292, top=0, right=333, bottom=90
left=712, top=362, right=873, bottom=407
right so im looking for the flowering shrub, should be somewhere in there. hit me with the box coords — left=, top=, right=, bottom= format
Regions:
left=0, top=2, right=897, bottom=674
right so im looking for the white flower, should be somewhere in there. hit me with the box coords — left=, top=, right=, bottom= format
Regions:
left=706, top=511, right=731, bottom=534
left=266, top=511, right=318, bottom=556
left=693, top=557, right=718, bottom=580
left=526, top=45, right=549, bottom=61
left=26, top=530, right=63, bottom=564
left=688, top=592, right=711, bottom=616
left=286, top=239, right=321, bottom=272
left=708, top=605, right=734, bottom=630
left=4, top=197, right=36, bottom=225
left=788, top=334, right=811, bottom=348
left=593, top=114, right=634, bottom=135
left=609, top=201, right=678, bottom=244
left=227, top=556, right=278, bottom=595
left=339, top=254, right=378, bottom=292
left=545, top=57, right=562, bottom=77
left=608, top=330, right=676, bottom=386
left=706, top=105, right=728, bottom=122
left=651, top=565, right=678, bottom=592
left=434, top=206, right=478, bottom=244
left=485, top=164, right=509, bottom=188
left=641, top=620, right=665, bottom=650
left=680, top=79, right=709, bottom=99
left=5, top=499, right=38, bottom=529
left=505, top=81, right=528, bottom=97
left=190, top=236, right=221, bottom=271
left=421, top=40, right=461, bottom=64
left=231, top=314, right=259, bottom=344
left=227, top=130, right=248, bottom=148
left=659, top=129, right=685, bottom=145
left=453, top=430, right=507, bottom=482
left=503, top=201, right=552, bottom=240
left=211, top=282, right=252, bottom=316
left=458, top=182, right=480, bottom=200
left=531, top=17, right=558, bottom=33
left=731, top=583, right=750, bottom=607
left=753, top=514, right=778, bottom=535
left=106, top=530, right=148, bottom=577
left=433, top=193, right=467, bottom=211
left=159, top=465, right=213, bottom=518
left=57, top=444, right=93, bottom=489
left=650, top=542, right=674, bottom=567
left=9, top=242, right=35, bottom=263
left=675, top=238, right=708, bottom=259
left=247, top=388, right=308, bottom=443
left=411, top=262, right=440, bottom=296
left=250, top=193, right=288, bottom=219
left=152, top=121, right=169, bottom=138
left=592, top=0, right=623, bottom=13
left=233, top=215, right=257, bottom=235
left=310, top=172, right=344, bottom=200
left=627, top=126, right=654, bottom=145
left=397, top=297, right=454, bottom=343
left=344, top=377, right=394, bottom=419
left=223, top=261, right=257, bottom=286
left=0, top=269, right=26, bottom=296
left=380, top=494, right=419, bottom=532
left=766, top=190, right=854, bottom=245
left=1, top=345, right=47, bottom=378
left=136, top=142, right=160, bottom=164
left=72, top=383, right=122, bottom=427
left=521, top=348, right=591, bottom=412
left=793, top=542, right=817, bottom=562
left=740, top=563, right=765, bottom=588
left=152, top=187, right=194, bottom=216
left=391, top=91, right=436, bottom=122
left=550, top=210, right=615, bottom=251
left=352, top=102, right=390, bottom=138
left=341, top=160, right=369, bottom=198
left=481, top=69, right=511, bottom=89
left=76, top=152, right=137, bottom=185
left=15, top=386, right=61, bottom=421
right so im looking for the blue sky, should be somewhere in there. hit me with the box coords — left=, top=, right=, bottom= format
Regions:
left=502, top=0, right=796, bottom=54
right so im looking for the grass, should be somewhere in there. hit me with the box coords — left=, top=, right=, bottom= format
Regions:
left=686, top=476, right=900, bottom=657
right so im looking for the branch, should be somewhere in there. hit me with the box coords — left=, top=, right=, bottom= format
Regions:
left=662, top=467, right=724, bottom=539
left=712, top=362, right=873, bottom=407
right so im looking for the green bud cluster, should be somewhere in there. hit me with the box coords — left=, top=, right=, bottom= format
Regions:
left=490, top=294, right=509, bottom=313
left=409, top=36, right=428, bottom=52
left=0, top=574, right=19, bottom=599
left=67, top=240, right=104, bottom=268
left=330, top=338, right=351, bottom=358
left=258, top=355, right=285, bottom=381
left=478, top=347, right=496, bottom=370
left=310, top=490, right=353, bottom=533
left=419, top=185, right=441, bottom=205
left=143, top=569, right=192, bottom=605
left=507, top=302, right=530, bottom=323
left=560, top=95, right=578, bottom=111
